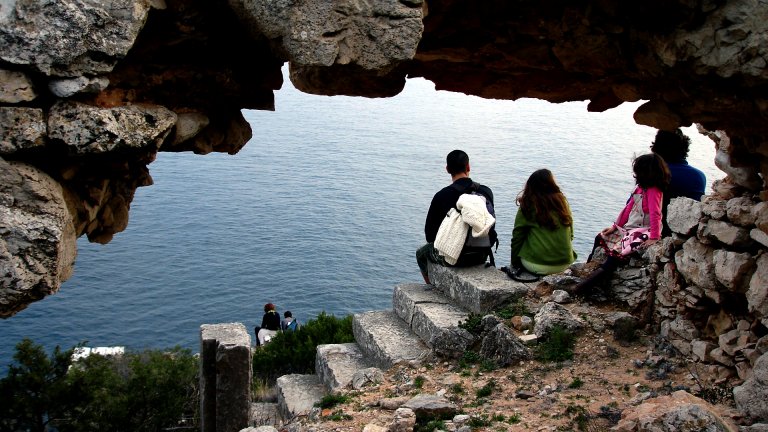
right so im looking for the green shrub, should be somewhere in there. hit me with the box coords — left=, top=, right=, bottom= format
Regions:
left=414, top=419, right=445, bottom=432
left=414, top=375, right=425, bottom=389
left=0, top=339, right=199, bottom=432
left=475, top=379, right=496, bottom=398
left=507, top=412, right=521, bottom=424
left=479, top=359, right=498, bottom=372
left=467, top=415, right=492, bottom=427
left=458, top=313, right=483, bottom=336
left=316, top=393, right=350, bottom=409
left=252, top=312, right=354, bottom=383
left=536, top=326, right=576, bottom=362
left=495, top=297, right=530, bottom=319
left=568, top=377, right=584, bottom=389
left=458, top=350, right=481, bottom=369
left=323, top=410, right=352, bottom=421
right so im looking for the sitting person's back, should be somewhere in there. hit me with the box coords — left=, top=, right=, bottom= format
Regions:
left=281, top=311, right=299, bottom=332
left=255, top=303, right=280, bottom=346
left=416, top=150, right=497, bottom=284
left=510, top=169, right=576, bottom=276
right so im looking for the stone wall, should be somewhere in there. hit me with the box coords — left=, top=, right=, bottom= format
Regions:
left=638, top=169, right=768, bottom=382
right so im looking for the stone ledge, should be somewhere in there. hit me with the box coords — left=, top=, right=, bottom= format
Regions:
left=428, top=263, right=530, bottom=314
left=276, top=374, right=325, bottom=421
left=392, top=283, right=475, bottom=358
left=352, top=310, right=430, bottom=370
left=316, top=343, right=372, bottom=392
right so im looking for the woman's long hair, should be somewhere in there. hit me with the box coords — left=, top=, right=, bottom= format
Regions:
left=516, top=169, right=573, bottom=229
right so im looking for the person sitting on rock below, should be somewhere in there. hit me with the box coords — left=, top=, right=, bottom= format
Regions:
left=416, top=149, right=497, bottom=284
left=281, top=311, right=299, bottom=332
left=650, top=128, right=707, bottom=236
left=573, top=153, right=671, bottom=295
left=508, top=169, right=577, bottom=277
left=254, top=303, right=280, bottom=346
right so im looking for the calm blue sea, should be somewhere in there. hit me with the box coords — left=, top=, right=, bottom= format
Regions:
left=0, top=70, right=723, bottom=371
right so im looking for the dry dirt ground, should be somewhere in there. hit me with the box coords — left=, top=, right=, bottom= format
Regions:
left=283, top=300, right=743, bottom=432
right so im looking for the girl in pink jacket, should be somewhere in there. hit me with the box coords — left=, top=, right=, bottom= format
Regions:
left=574, top=153, right=670, bottom=295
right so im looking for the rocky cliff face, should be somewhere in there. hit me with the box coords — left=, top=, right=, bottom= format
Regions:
left=1, top=0, right=767, bottom=317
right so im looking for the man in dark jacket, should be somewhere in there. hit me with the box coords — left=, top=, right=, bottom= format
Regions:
left=416, top=150, right=496, bottom=284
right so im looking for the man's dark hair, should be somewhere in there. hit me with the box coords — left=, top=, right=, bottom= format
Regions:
left=650, top=129, right=691, bottom=162
left=284, top=311, right=292, bottom=318
left=446, top=150, right=469, bottom=175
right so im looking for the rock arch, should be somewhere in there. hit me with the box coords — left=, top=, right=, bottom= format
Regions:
left=0, top=0, right=766, bottom=318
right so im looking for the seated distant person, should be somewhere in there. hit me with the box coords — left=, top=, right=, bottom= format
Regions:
left=281, top=311, right=299, bottom=332
left=650, top=129, right=706, bottom=235
left=509, top=169, right=577, bottom=276
left=415, top=150, right=497, bottom=284
left=254, top=303, right=280, bottom=346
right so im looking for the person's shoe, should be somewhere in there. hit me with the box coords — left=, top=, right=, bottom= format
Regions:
left=571, top=267, right=606, bottom=296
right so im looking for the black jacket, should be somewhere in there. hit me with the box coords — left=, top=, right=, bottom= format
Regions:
left=424, top=177, right=494, bottom=243
left=261, top=310, right=281, bottom=331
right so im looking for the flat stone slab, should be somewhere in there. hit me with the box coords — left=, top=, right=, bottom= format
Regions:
left=276, top=374, right=325, bottom=420
left=428, top=263, right=530, bottom=314
left=392, top=283, right=475, bottom=357
left=353, top=310, right=430, bottom=369
left=316, top=343, right=371, bottom=392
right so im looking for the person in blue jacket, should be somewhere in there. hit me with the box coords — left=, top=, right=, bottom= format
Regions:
left=650, top=129, right=706, bottom=235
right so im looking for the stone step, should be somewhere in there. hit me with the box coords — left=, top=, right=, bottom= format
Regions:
left=392, top=283, right=475, bottom=357
left=316, top=343, right=372, bottom=392
left=352, top=310, right=431, bottom=370
left=428, top=263, right=530, bottom=314
left=275, top=374, right=326, bottom=421
left=249, top=402, right=281, bottom=427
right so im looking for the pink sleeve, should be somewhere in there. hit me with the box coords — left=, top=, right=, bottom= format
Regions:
left=645, top=187, right=663, bottom=239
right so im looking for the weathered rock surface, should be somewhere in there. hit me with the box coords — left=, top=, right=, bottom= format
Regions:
left=200, top=323, right=252, bottom=432
left=533, top=302, right=585, bottom=338
left=734, top=352, right=768, bottom=423
left=352, top=310, right=430, bottom=369
left=668, top=198, right=703, bottom=235
left=479, top=323, right=531, bottom=366
left=275, top=374, right=325, bottom=420
left=0, top=159, right=76, bottom=317
left=428, top=263, right=529, bottom=314
left=392, top=283, right=475, bottom=357
left=315, top=343, right=372, bottom=392
left=614, top=390, right=736, bottom=432
left=0, top=108, right=46, bottom=154
left=0, top=0, right=151, bottom=76
left=401, top=394, right=457, bottom=419
left=48, top=101, right=176, bottom=155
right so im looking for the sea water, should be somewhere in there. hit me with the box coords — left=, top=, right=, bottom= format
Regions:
left=0, top=71, right=723, bottom=370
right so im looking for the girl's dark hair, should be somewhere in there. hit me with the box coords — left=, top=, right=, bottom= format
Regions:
left=633, top=153, right=671, bottom=190
left=516, top=169, right=572, bottom=229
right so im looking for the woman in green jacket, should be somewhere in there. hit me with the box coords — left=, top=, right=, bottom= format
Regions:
left=509, top=169, right=577, bottom=276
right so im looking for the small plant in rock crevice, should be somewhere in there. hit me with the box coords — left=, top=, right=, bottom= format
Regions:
left=535, top=325, right=576, bottom=362
left=316, top=393, right=349, bottom=409
left=458, top=313, right=484, bottom=336
left=475, top=379, right=497, bottom=398
left=413, top=375, right=425, bottom=389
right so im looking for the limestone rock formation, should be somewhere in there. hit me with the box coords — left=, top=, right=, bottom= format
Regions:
left=614, top=390, right=737, bottom=432
left=0, top=159, right=76, bottom=317
left=2, top=0, right=768, bottom=318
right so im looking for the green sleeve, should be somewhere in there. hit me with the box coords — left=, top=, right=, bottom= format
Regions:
left=510, top=208, right=531, bottom=266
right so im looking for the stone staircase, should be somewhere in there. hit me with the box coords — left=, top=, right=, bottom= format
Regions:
left=266, top=263, right=533, bottom=425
